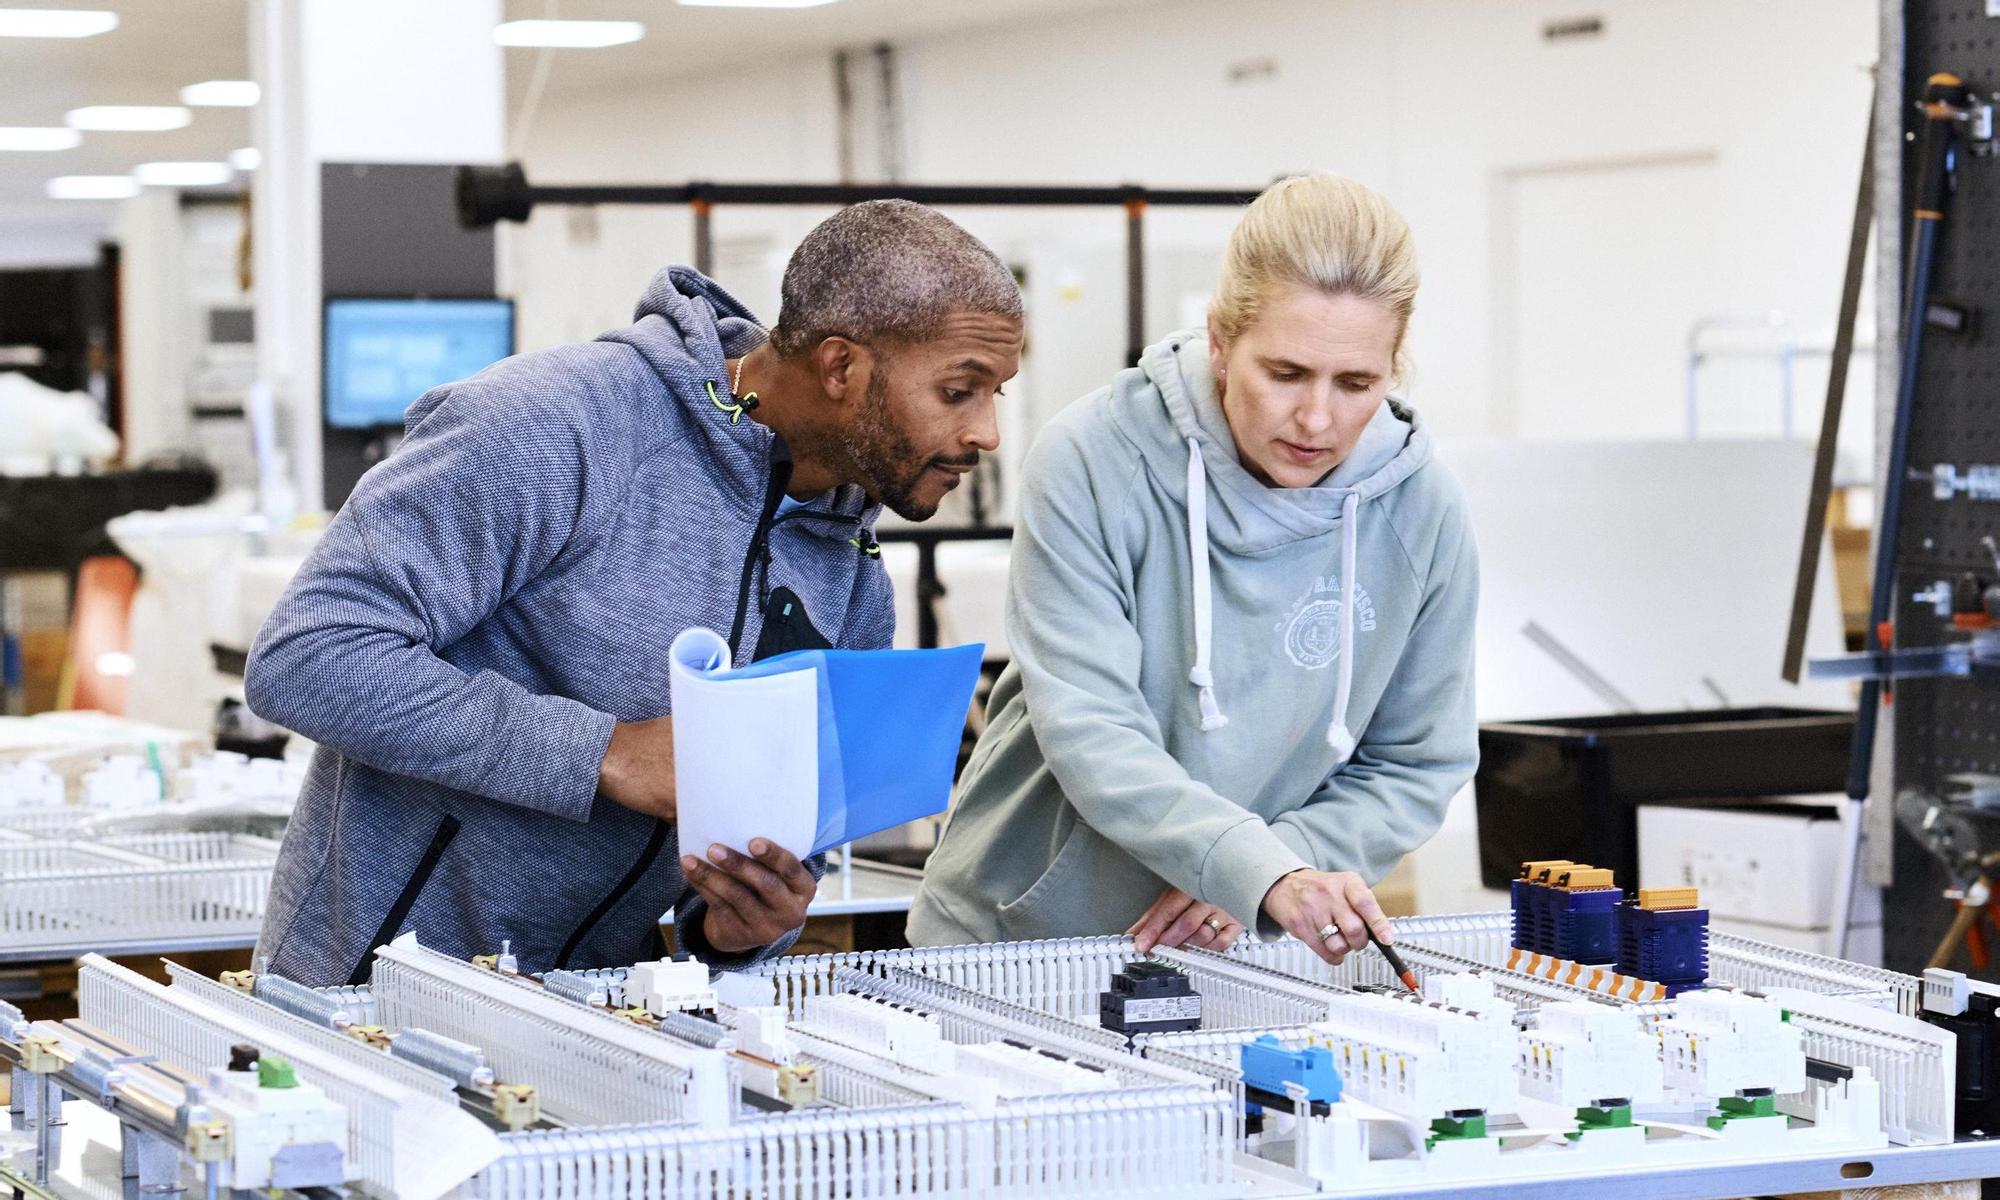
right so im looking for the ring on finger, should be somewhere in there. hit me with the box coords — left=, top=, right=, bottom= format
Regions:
left=1317, top=922, right=1340, bottom=942
left=1204, top=916, right=1225, bottom=932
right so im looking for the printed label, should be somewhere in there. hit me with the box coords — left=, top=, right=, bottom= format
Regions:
left=1120, top=995, right=1203, bottom=1022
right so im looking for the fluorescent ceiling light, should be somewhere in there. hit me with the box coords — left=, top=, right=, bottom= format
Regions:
left=47, top=174, right=138, bottom=200
left=493, top=19, right=643, bottom=47
left=229, top=146, right=260, bottom=171
left=66, top=105, right=192, bottom=132
left=0, top=126, right=81, bottom=151
left=676, top=0, right=840, bottom=7
left=134, top=160, right=233, bottom=187
left=0, top=8, right=117, bottom=37
left=180, top=79, right=260, bottom=107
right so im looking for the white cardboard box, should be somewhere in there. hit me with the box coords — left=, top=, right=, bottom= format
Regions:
left=1637, top=798, right=1882, bottom=931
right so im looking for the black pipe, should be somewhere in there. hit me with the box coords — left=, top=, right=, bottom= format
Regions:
left=692, top=201, right=713, bottom=276
left=1847, top=72, right=1972, bottom=801
left=455, top=163, right=1260, bottom=228
left=1125, top=198, right=1147, bottom=366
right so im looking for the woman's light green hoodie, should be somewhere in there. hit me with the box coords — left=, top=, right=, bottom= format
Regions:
left=909, top=330, right=1478, bottom=944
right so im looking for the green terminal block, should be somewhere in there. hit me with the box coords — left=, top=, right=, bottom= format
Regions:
left=1705, top=1093, right=1778, bottom=1130
left=1426, top=1112, right=1488, bottom=1149
left=257, top=1055, right=299, bottom=1089
left=1564, top=1103, right=1634, bottom=1141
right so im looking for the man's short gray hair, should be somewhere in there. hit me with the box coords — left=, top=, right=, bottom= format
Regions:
left=768, top=200, right=1022, bottom=358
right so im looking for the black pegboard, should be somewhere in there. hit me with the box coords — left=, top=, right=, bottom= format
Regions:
left=1885, top=0, right=2000, bottom=975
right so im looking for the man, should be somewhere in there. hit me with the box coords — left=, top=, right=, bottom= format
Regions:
left=246, top=200, right=1023, bottom=987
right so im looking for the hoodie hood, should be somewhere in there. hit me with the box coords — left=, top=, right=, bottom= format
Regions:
left=596, top=265, right=875, bottom=527
left=1138, top=329, right=1430, bottom=762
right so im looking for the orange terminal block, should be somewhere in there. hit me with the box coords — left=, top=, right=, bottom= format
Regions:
left=1521, top=859, right=1575, bottom=884
left=1637, top=887, right=1701, bottom=912
left=1554, top=867, right=1617, bottom=891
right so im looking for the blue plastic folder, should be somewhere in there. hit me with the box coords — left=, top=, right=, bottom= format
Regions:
left=690, top=638, right=984, bottom=856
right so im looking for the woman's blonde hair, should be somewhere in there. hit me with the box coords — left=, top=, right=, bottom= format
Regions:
left=1208, top=172, right=1419, bottom=380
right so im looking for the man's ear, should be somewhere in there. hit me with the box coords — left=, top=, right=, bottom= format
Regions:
left=814, top=337, right=868, bottom=405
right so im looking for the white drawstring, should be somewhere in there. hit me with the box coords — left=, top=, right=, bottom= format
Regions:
left=1184, top=434, right=1361, bottom=756
left=1184, top=437, right=1229, bottom=731
left=1326, top=490, right=1360, bottom=761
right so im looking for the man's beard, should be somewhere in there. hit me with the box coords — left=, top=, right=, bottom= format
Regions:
left=839, top=369, right=972, bottom=521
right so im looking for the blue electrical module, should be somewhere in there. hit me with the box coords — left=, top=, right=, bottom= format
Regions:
left=1512, top=860, right=1622, bottom=965
left=1616, top=888, right=1710, bottom=996
left=1240, top=1035, right=1342, bottom=1116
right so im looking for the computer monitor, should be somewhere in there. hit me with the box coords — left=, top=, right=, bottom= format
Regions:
left=323, top=296, right=515, bottom=430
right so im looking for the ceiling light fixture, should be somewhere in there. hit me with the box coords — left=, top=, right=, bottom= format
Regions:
left=0, top=126, right=81, bottom=151
left=47, top=175, right=139, bottom=200
left=229, top=146, right=260, bottom=171
left=180, top=80, right=260, bottom=107
left=66, top=105, right=192, bottom=132
left=134, top=161, right=234, bottom=187
left=0, top=8, right=117, bottom=37
left=492, top=19, right=643, bottom=48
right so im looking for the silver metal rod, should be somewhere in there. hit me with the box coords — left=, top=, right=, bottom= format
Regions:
left=1521, top=620, right=1640, bottom=713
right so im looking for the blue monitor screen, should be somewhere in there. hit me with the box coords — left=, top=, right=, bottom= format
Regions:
left=324, top=297, right=515, bottom=429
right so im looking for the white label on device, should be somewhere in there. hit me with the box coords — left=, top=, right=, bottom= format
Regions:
left=1120, top=996, right=1202, bottom=1022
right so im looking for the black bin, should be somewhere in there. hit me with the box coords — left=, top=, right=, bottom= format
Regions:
left=1474, top=706, right=1854, bottom=890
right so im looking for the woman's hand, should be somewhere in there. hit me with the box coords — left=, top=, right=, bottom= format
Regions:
left=1260, top=869, right=1394, bottom=966
left=1125, top=885, right=1245, bottom=953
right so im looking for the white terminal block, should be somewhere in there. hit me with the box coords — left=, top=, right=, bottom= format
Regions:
left=81, top=755, right=163, bottom=809
left=805, top=993, right=956, bottom=1074
left=202, top=1063, right=348, bottom=1191
left=178, top=751, right=305, bottom=804
left=720, top=1005, right=798, bottom=1065
left=1658, top=990, right=1806, bottom=1100
left=1421, top=971, right=1507, bottom=1020
left=0, top=760, right=64, bottom=808
left=1518, top=1000, right=1665, bottom=1108
left=1310, top=989, right=1519, bottom=1121
left=955, top=1041, right=1117, bottom=1097
left=630, top=956, right=718, bottom=1017
left=1923, top=967, right=2000, bottom=1016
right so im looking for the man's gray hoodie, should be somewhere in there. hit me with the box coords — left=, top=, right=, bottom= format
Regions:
left=246, top=266, right=890, bottom=988
left=909, top=330, right=1477, bottom=945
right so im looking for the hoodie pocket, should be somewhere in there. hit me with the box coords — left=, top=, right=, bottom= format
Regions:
left=997, top=817, right=1089, bottom=924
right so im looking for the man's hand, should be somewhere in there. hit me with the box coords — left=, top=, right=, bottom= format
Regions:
left=1260, top=869, right=1395, bottom=966
left=600, top=715, right=675, bottom=820
left=1125, top=885, right=1244, bottom=954
left=681, top=838, right=816, bottom=955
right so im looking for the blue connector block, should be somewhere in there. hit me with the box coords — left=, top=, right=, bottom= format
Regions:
left=1616, top=902, right=1709, bottom=988
left=1241, top=1035, right=1342, bottom=1105
left=1553, top=888, right=1622, bottom=965
left=1510, top=877, right=1539, bottom=953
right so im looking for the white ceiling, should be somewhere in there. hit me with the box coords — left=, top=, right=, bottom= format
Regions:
left=0, top=0, right=1148, bottom=263
left=0, top=0, right=249, bottom=247
left=498, top=0, right=1149, bottom=97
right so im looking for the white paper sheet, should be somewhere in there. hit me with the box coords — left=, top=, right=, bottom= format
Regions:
left=669, top=627, right=819, bottom=860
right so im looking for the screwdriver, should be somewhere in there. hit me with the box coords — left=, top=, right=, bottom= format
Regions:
left=1369, top=925, right=1420, bottom=993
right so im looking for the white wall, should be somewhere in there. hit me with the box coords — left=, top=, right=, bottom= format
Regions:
left=252, top=0, right=505, bottom=510
left=507, top=0, right=1879, bottom=467
left=0, top=205, right=106, bottom=269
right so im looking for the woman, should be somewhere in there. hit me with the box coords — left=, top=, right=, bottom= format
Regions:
left=908, top=173, right=1477, bottom=965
